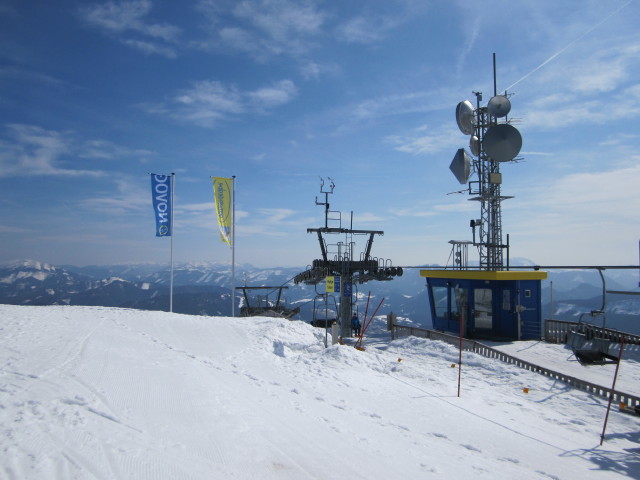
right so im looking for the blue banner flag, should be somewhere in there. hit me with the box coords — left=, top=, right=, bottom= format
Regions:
left=151, top=174, right=172, bottom=237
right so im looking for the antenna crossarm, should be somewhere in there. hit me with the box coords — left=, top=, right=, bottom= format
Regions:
left=307, top=228, right=384, bottom=235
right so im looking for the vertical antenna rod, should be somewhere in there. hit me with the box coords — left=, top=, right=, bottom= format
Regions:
left=493, top=52, right=497, bottom=97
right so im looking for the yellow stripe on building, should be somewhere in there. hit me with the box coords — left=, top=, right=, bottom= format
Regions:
left=419, top=270, right=548, bottom=281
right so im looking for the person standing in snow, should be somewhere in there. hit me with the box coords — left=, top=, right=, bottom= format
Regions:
left=351, top=313, right=361, bottom=336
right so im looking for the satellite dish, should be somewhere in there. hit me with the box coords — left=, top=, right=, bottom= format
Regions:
left=455, top=100, right=475, bottom=135
left=450, top=148, right=471, bottom=184
left=487, top=95, right=511, bottom=118
left=483, top=124, right=522, bottom=162
left=469, top=135, right=480, bottom=156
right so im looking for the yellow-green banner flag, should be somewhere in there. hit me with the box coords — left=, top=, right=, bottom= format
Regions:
left=212, top=177, right=232, bottom=246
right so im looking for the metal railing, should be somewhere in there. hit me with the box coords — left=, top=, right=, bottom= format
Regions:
left=393, top=324, right=640, bottom=408
left=544, top=319, right=640, bottom=347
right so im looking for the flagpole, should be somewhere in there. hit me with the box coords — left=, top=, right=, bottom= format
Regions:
left=231, top=175, right=236, bottom=317
left=169, top=172, right=175, bottom=313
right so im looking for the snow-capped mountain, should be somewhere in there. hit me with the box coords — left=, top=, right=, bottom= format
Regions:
left=0, top=260, right=228, bottom=316
left=1, top=260, right=639, bottom=333
left=0, top=260, right=93, bottom=305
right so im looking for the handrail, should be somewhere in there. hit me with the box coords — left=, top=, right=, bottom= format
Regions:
left=544, top=319, right=640, bottom=346
left=393, top=324, right=640, bottom=408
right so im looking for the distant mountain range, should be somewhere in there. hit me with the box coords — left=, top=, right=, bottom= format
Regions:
left=1, top=259, right=639, bottom=334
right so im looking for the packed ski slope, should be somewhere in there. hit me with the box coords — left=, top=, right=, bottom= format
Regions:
left=0, top=305, right=638, bottom=479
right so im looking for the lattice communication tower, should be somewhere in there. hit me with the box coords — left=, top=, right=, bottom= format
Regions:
left=449, top=55, right=523, bottom=270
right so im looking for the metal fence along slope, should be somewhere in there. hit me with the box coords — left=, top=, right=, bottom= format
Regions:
left=393, top=323, right=640, bottom=408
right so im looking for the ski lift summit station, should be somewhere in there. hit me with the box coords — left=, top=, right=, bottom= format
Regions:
left=294, top=178, right=401, bottom=339
left=421, top=56, right=547, bottom=341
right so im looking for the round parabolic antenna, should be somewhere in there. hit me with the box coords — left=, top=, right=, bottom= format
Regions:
left=469, top=135, right=480, bottom=156
left=455, top=100, right=475, bottom=135
left=487, top=95, right=511, bottom=118
left=483, top=124, right=522, bottom=162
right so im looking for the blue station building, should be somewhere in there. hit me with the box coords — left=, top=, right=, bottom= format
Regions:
left=421, top=270, right=548, bottom=341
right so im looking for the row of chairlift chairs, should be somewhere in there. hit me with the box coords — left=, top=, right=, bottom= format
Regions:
left=295, top=259, right=404, bottom=285
left=299, top=258, right=403, bottom=329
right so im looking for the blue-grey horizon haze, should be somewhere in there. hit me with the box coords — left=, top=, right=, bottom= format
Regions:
left=1, top=0, right=639, bottom=268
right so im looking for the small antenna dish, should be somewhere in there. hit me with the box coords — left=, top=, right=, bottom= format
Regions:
left=487, top=95, right=511, bottom=118
left=450, top=148, right=471, bottom=184
left=469, top=135, right=480, bottom=156
left=455, top=100, right=475, bottom=135
left=483, top=124, right=522, bottom=162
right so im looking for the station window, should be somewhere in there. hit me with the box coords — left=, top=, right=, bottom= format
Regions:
left=474, top=288, right=493, bottom=329
left=453, top=286, right=468, bottom=321
left=432, top=286, right=448, bottom=320
left=502, top=290, right=511, bottom=311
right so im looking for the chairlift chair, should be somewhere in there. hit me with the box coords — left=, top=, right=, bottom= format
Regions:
left=572, top=335, right=619, bottom=366
left=311, top=293, right=337, bottom=328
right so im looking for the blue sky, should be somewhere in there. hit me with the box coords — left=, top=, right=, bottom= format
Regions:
left=1, top=0, right=639, bottom=268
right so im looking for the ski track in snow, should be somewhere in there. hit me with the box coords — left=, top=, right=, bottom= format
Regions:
left=0, top=304, right=639, bottom=479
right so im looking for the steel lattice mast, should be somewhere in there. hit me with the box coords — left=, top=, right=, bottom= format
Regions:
left=450, top=55, right=521, bottom=271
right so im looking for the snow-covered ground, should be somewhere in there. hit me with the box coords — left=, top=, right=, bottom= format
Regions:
left=1, top=305, right=639, bottom=479
left=488, top=340, right=640, bottom=398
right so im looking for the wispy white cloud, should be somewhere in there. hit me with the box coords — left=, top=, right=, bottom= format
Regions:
left=247, top=80, right=297, bottom=109
left=517, top=38, right=640, bottom=130
left=259, top=208, right=295, bottom=223
left=335, top=1, right=431, bottom=45
left=299, top=61, right=340, bottom=80
left=78, top=139, right=153, bottom=160
left=153, top=79, right=297, bottom=127
left=335, top=16, right=385, bottom=44
left=395, top=199, right=476, bottom=218
left=535, top=41, right=639, bottom=96
left=171, top=80, right=244, bottom=126
left=454, top=16, right=480, bottom=78
left=506, top=163, right=640, bottom=263
left=387, top=124, right=460, bottom=156
left=598, top=132, right=640, bottom=147
left=79, top=177, right=150, bottom=216
left=233, top=0, right=323, bottom=39
left=180, top=202, right=215, bottom=213
left=0, top=125, right=151, bottom=178
left=78, top=0, right=180, bottom=57
left=350, top=92, right=434, bottom=121
left=235, top=208, right=315, bottom=238
left=121, top=38, right=177, bottom=58
left=0, top=66, right=65, bottom=87
left=353, top=212, right=386, bottom=224
left=536, top=164, right=640, bottom=219
left=195, top=0, right=325, bottom=60
left=0, top=125, right=101, bottom=178
left=523, top=83, right=640, bottom=129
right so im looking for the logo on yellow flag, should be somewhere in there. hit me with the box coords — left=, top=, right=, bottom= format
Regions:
left=212, top=177, right=232, bottom=245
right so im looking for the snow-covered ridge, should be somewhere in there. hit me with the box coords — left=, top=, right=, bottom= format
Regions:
left=97, top=277, right=127, bottom=286
left=2, top=259, right=56, bottom=271
left=0, top=260, right=57, bottom=283
left=0, top=270, right=51, bottom=283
